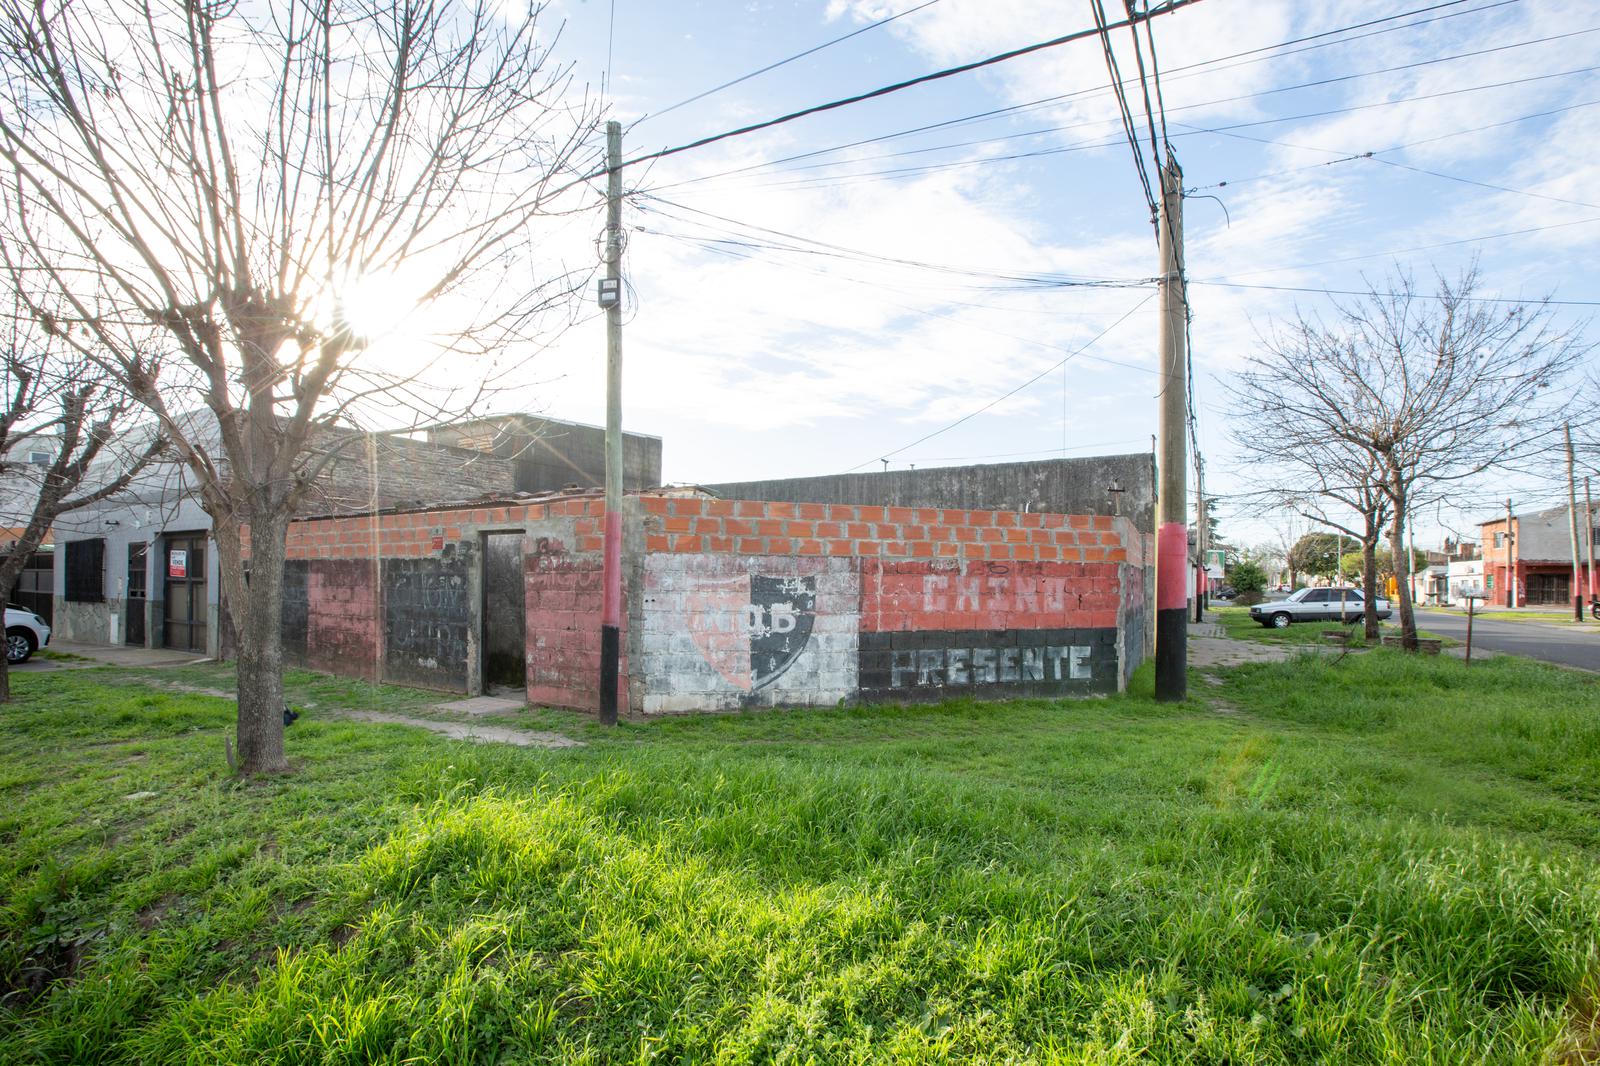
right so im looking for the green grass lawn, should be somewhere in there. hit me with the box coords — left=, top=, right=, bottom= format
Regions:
left=2, top=651, right=1598, bottom=1064
left=1212, top=605, right=1372, bottom=645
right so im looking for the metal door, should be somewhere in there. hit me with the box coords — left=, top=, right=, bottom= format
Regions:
left=125, top=543, right=147, bottom=646
left=162, top=535, right=207, bottom=653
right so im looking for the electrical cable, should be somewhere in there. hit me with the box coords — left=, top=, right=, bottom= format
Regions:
left=1364, top=156, right=1600, bottom=213
left=842, top=292, right=1158, bottom=473
left=541, top=0, right=1203, bottom=203
left=1182, top=100, right=1600, bottom=211
left=1090, top=0, right=1158, bottom=221
left=1198, top=215, right=1600, bottom=285
left=648, top=228, right=1165, bottom=385
left=637, top=193, right=1153, bottom=288
left=641, top=0, right=1517, bottom=195
left=900, top=439, right=1150, bottom=463
left=656, top=53, right=1600, bottom=196
left=1189, top=279, right=1600, bottom=307
left=632, top=0, right=943, bottom=127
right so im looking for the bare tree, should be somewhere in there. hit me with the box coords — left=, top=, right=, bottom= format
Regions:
left=0, top=282, right=163, bottom=700
left=0, top=0, right=600, bottom=772
left=1230, top=427, right=1391, bottom=639
left=1229, top=265, right=1586, bottom=648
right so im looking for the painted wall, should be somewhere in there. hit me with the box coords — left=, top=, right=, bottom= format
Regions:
left=265, top=498, right=600, bottom=696
left=263, top=491, right=1154, bottom=714
left=631, top=496, right=1149, bottom=714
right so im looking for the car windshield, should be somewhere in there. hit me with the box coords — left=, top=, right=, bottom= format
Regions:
left=1287, top=588, right=1312, bottom=602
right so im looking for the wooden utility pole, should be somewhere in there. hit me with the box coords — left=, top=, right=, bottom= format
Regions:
left=1586, top=477, right=1595, bottom=614
left=1193, top=454, right=1205, bottom=623
left=1566, top=424, right=1582, bottom=621
left=1504, top=497, right=1515, bottom=608
left=1155, top=153, right=1188, bottom=702
left=599, top=120, right=624, bottom=725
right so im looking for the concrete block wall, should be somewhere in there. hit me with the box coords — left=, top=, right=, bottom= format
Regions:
left=256, top=491, right=1153, bottom=715
left=632, top=496, right=1150, bottom=714
left=262, top=497, right=603, bottom=697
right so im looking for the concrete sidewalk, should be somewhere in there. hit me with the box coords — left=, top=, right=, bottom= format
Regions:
left=29, top=640, right=213, bottom=670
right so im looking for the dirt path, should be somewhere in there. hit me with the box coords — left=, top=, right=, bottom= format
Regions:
left=1188, top=635, right=1307, bottom=669
left=337, top=710, right=582, bottom=749
left=88, top=672, right=583, bottom=750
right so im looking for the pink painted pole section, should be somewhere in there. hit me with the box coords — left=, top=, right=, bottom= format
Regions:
left=602, top=509, right=623, bottom=627
left=1157, top=523, right=1188, bottom=610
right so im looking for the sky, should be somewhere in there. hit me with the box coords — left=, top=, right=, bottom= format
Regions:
left=470, top=0, right=1600, bottom=551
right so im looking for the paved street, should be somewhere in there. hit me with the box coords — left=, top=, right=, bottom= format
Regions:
left=1414, top=609, right=1600, bottom=672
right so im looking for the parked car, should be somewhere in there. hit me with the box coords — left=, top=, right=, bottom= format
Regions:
left=1249, top=587, right=1391, bottom=628
left=1212, top=586, right=1238, bottom=602
left=6, top=605, right=50, bottom=663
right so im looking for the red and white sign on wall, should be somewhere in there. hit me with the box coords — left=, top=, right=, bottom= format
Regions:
left=168, top=550, right=187, bottom=579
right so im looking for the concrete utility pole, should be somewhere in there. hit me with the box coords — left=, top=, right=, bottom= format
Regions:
left=599, top=120, right=624, bottom=725
left=1504, top=497, right=1515, bottom=608
left=1155, top=153, right=1188, bottom=702
left=1566, top=423, right=1582, bottom=621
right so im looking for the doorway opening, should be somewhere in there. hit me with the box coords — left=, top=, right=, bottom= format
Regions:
left=163, top=533, right=207, bottom=653
left=481, top=532, right=526, bottom=696
left=126, top=542, right=147, bottom=646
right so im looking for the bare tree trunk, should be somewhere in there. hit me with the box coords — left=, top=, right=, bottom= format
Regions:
left=1361, top=524, right=1381, bottom=642
left=1388, top=486, right=1418, bottom=650
left=215, top=508, right=290, bottom=775
left=0, top=550, right=24, bottom=703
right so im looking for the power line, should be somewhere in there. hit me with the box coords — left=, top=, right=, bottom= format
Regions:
left=843, top=293, right=1158, bottom=473
left=641, top=0, right=1518, bottom=195
left=1365, top=157, right=1600, bottom=213
left=1198, top=215, right=1600, bottom=285
left=631, top=0, right=943, bottom=127
left=656, top=56, right=1600, bottom=196
left=1182, top=100, right=1600, bottom=206
left=648, top=227, right=1166, bottom=387
left=898, top=439, right=1150, bottom=463
left=1191, top=279, right=1600, bottom=307
left=1090, top=0, right=1158, bottom=221
left=637, top=194, right=1152, bottom=288
left=603, top=0, right=1201, bottom=178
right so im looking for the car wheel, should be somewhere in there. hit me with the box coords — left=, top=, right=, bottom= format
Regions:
left=1269, top=612, right=1292, bottom=629
left=6, top=628, right=36, bottom=664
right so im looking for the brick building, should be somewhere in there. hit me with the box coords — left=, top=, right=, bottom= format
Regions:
left=53, top=420, right=524, bottom=657
left=1480, top=503, right=1598, bottom=607
left=255, top=488, right=1153, bottom=715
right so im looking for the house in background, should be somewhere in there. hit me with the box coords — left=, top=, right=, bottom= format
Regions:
left=52, top=413, right=648, bottom=658
left=1411, top=538, right=1477, bottom=607
left=427, top=414, right=662, bottom=494
left=1480, top=504, right=1597, bottom=607
left=1446, top=557, right=1486, bottom=605
left=0, top=431, right=61, bottom=624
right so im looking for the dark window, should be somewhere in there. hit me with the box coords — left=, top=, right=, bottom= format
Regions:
left=64, top=538, right=106, bottom=602
left=1344, top=590, right=1364, bottom=602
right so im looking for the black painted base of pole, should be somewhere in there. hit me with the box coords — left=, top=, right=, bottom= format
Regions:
left=1155, top=607, right=1187, bottom=702
left=599, top=624, right=620, bottom=726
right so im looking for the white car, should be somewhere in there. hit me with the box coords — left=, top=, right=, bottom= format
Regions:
left=6, top=605, right=50, bottom=663
left=1250, top=587, right=1391, bottom=628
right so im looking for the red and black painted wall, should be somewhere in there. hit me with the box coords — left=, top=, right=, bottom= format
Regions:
left=252, top=491, right=1154, bottom=714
